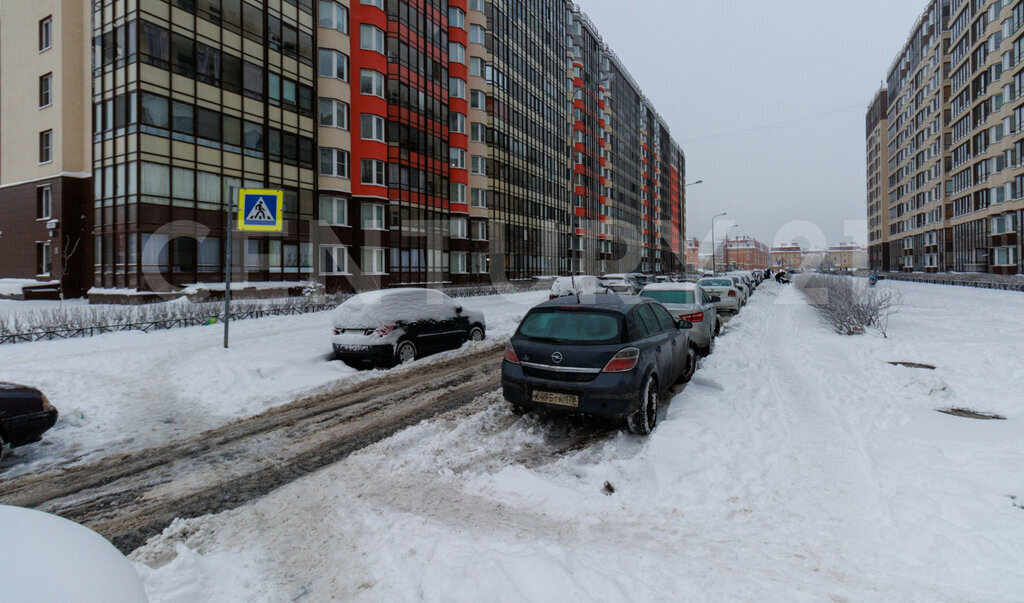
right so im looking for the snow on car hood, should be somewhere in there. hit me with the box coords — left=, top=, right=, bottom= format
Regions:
left=332, top=288, right=484, bottom=329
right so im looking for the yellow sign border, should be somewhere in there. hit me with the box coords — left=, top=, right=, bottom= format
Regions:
left=237, top=189, right=284, bottom=232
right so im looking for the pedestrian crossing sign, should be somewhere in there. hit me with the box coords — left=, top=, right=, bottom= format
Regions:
left=237, top=189, right=284, bottom=232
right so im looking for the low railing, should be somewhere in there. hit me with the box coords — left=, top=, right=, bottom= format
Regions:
left=879, top=271, right=1024, bottom=292
left=0, top=280, right=550, bottom=346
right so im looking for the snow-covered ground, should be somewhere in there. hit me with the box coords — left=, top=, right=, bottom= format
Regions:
left=132, top=280, right=1024, bottom=601
left=0, top=290, right=546, bottom=476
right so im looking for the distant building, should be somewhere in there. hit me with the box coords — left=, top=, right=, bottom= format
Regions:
left=685, top=238, right=700, bottom=270
left=827, top=243, right=868, bottom=271
left=770, top=243, right=803, bottom=269
left=722, top=236, right=769, bottom=270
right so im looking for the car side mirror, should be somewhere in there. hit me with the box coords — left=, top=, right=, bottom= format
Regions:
left=677, top=319, right=692, bottom=329
left=711, top=295, right=722, bottom=303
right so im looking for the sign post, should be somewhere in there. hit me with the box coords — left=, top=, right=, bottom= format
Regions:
left=224, top=188, right=284, bottom=349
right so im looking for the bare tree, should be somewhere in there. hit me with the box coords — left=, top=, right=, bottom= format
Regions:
left=798, top=274, right=903, bottom=337
left=51, top=235, right=81, bottom=302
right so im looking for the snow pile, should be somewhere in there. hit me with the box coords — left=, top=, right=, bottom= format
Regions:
left=133, top=281, right=1024, bottom=601
left=0, top=505, right=147, bottom=603
left=0, top=279, right=59, bottom=297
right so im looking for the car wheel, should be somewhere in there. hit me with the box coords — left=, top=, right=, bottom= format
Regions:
left=676, top=346, right=697, bottom=384
left=395, top=340, right=417, bottom=365
left=468, top=326, right=485, bottom=342
left=627, top=374, right=658, bottom=435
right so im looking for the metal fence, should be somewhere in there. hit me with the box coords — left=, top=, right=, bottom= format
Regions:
left=0, top=280, right=549, bottom=346
left=879, top=272, right=1024, bottom=292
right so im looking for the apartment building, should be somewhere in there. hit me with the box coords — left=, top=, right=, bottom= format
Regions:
left=866, top=87, right=890, bottom=272
left=827, top=242, right=869, bottom=271
left=722, top=236, right=769, bottom=271
left=869, top=0, right=1024, bottom=275
left=0, top=0, right=687, bottom=296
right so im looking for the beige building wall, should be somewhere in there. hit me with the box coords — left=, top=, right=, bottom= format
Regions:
left=465, top=5, right=489, bottom=224
left=316, top=12, right=352, bottom=196
left=0, top=0, right=91, bottom=185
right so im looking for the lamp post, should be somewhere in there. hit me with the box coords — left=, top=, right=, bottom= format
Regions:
left=724, top=224, right=740, bottom=271
left=711, top=212, right=727, bottom=274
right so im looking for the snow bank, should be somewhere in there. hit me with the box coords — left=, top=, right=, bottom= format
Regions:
left=132, top=281, right=1024, bottom=601
left=0, top=279, right=59, bottom=297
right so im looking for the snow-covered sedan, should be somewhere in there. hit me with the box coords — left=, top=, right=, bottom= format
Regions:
left=640, top=283, right=720, bottom=356
left=331, top=288, right=486, bottom=367
left=548, top=275, right=611, bottom=299
left=697, top=277, right=743, bottom=314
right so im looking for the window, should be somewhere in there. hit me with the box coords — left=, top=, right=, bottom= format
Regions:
left=360, top=114, right=386, bottom=141
left=449, top=7, right=465, bottom=29
left=37, top=242, right=52, bottom=276
left=472, top=221, right=487, bottom=241
left=469, top=24, right=485, bottom=44
left=449, top=77, right=466, bottom=98
left=37, top=186, right=52, bottom=219
left=451, top=217, right=468, bottom=239
left=361, top=159, right=386, bottom=186
left=450, top=147, right=466, bottom=169
left=39, top=17, right=52, bottom=51
left=360, top=69, right=385, bottom=97
left=39, top=73, right=52, bottom=108
left=319, top=196, right=349, bottom=226
left=449, top=42, right=466, bottom=64
left=360, top=25, right=385, bottom=53
left=320, top=147, right=350, bottom=177
left=469, top=57, right=484, bottom=77
left=172, top=101, right=194, bottom=135
left=470, top=89, right=486, bottom=109
left=451, top=251, right=468, bottom=274
left=451, top=182, right=466, bottom=203
left=321, top=245, right=349, bottom=274
left=319, top=0, right=348, bottom=32
left=140, top=93, right=169, bottom=129
left=318, top=48, right=348, bottom=80
left=470, top=155, right=486, bottom=175
left=469, top=0, right=484, bottom=11
left=198, top=237, right=220, bottom=273
left=361, top=247, right=386, bottom=274
left=471, top=188, right=488, bottom=207
left=39, top=130, right=52, bottom=163
left=361, top=203, right=386, bottom=229
left=450, top=112, right=466, bottom=134
left=471, top=252, right=487, bottom=274
left=360, top=0, right=384, bottom=7
left=319, top=98, right=349, bottom=128
left=470, top=122, right=486, bottom=142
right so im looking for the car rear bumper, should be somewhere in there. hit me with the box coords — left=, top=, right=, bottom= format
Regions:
left=333, top=343, right=395, bottom=366
left=501, top=362, right=644, bottom=419
left=1, top=409, right=58, bottom=447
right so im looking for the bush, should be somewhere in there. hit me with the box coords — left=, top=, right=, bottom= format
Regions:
left=797, top=275, right=902, bottom=337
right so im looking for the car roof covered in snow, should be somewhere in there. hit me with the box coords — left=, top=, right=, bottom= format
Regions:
left=332, top=288, right=465, bottom=329
left=641, top=282, right=699, bottom=292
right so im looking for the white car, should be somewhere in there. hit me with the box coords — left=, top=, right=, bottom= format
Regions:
left=599, top=273, right=642, bottom=295
left=697, top=277, right=744, bottom=313
left=549, top=275, right=611, bottom=299
left=331, top=288, right=486, bottom=367
left=0, top=505, right=148, bottom=603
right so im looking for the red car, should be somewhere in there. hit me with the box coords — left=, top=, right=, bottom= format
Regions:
left=1, top=383, right=58, bottom=459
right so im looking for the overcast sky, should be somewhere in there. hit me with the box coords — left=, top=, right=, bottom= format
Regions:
left=579, top=0, right=927, bottom=250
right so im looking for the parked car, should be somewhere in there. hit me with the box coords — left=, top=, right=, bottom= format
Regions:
left=1, top=383, right=58, bottom=459
left=729, top=273, right=755, bottom=297
left=331, top=288, right=486, bottom=368
left=1, top=505, right=148, bottom=602
left=501, top=294, right=696, bottom=435
left=697, top=277, right=743, bottom=313
left=599, top=273, right=643, bottom=295
left=640, top=283, right=720, bottom=356
left=726, top=276, right=750, bottom=304
left=549, top=275, right=611, bottom=299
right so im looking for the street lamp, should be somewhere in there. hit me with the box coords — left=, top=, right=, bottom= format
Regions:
left=711, top=211, right=727, bottom=274
left=685, top=179, right=704, bottom=187
left=724, top=224, right=740, bottom=270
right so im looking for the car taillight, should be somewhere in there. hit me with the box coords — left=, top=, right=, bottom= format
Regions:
left=680, top=312, right=704, bottom=323
left=549, top=294, right=555, bottom=300
left=602, top=347, right=640, bottom=373
left=503, top=342, right=520, bottom=364
left=332, top=328, right=341, bottom=335
left=728, top=290, right=737, bottom=297
left=374, top=322, right=396, bottom=337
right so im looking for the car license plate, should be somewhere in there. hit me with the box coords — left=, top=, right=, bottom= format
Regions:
left=531, top=390, right=578, bottom=408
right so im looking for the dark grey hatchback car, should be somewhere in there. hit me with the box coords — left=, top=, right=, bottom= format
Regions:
left=502, top=295, right=695, bottom=435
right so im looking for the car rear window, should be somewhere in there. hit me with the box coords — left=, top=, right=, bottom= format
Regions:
left=641, top=290, right=694, bottom=305
left=699, top=279, right=733, bottom=287
left=518, top=310, right=624, bottom=344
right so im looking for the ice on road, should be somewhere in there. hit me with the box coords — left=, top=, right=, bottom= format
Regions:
left=133, top=281, right=1024, bottom=601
